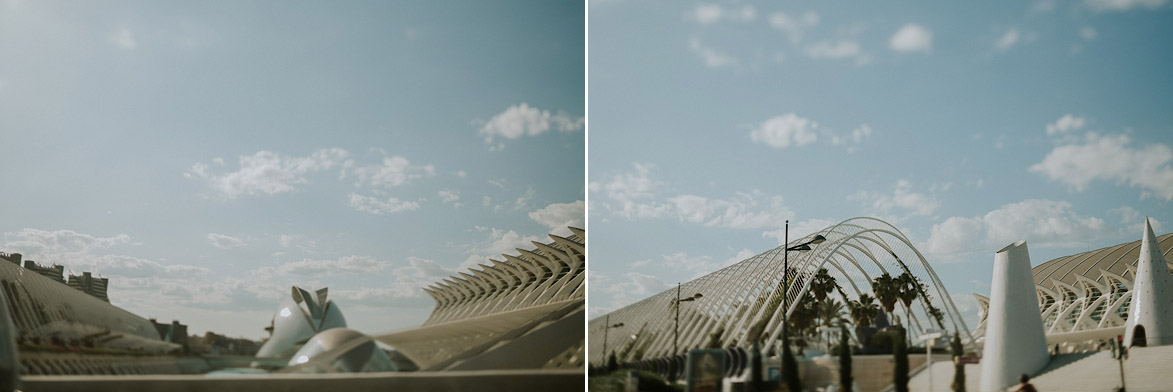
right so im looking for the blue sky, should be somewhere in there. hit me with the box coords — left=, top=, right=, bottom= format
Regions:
left=0, top=0, right=584, bottom=339
left=587, top=0, right=1173, bottom=329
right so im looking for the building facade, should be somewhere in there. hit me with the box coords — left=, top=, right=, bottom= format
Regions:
left=376, top=227, right=585, bottom=371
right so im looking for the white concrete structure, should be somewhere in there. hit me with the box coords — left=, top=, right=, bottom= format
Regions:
left=1123, top=218, right=1173, bottom=347
left=979, top=240, right=1048, bottom=392
left=376, top=227, right=585, bottom=371
left=972, top=228, right=1173, bottom=349
left=589, top=218, right=974, bottom=371
left=256, top=286, right=347, bottom=359
left=287, top=328, right=394, bottom=373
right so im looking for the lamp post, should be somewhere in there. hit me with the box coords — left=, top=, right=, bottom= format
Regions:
left=673, top=282, right=703, bottom=356
left=781, top=220, right=826, bottom=352
left=918, top=330, right=943, bottom=392
left=602, top=315, right=624, bottom=367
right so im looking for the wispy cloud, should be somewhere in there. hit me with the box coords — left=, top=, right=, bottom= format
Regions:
left=749, top=113, right=819, bottom=149
left=108, top=26, right=137, bottom=50
left=207, top=233, right=246, bottom=249
left=689, top=37, right=739, bottom=68
left=1030, top=132, right=1173, bottom=200
left=478, top=103, right=583, bottom=151
left=889, top=24, right=933, bottom=53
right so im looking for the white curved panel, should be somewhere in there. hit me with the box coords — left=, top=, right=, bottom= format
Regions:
left=1124, top=219, right=1173, bottom=347
left=980, top=240, right=1048, bottom=392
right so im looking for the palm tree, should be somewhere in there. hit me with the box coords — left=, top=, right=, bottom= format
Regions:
left=810, top=268, right=838, bottom=302
left=819, top=300, right=846, bottom=349
left=847, top=294, right=877, bottom=328
left=897, top=272, right=920, bottom=327
left=871, top=273, right=901, bottom=323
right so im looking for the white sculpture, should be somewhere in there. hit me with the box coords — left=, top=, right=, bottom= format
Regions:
left=256, top=286, right=347, bottom=358
left=980, top=240, right=1048, bottom=392
left=1123, top=218, right=1173, bottom=347
left=287, top=328, right=394, bottom=373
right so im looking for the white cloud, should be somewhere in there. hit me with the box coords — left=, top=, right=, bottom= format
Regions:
left=768, top=11, right=820, bottom=44
left=437, top=190, right=461, bottom=208
left=347, top=193, right=421, bottom=215
left=185, top=148, right=350, bottom=198
left=689, top=38, right=739, bottom=68
left=1081, top=27, right=1098, bottom=40
left=761, top=218, right=839, bottom=244
left=478, top=103, right=583, bottom=149
left=349, top=156, right=435, bottom=188
left=3, top=229, right=132, bottom=258
left=889, top=24, right=933, bottom=53
left=749, top=113, right=819, bottom=149
left=1109, top=206, right=1163, bottom=235
left=207, top=233, right=245, bottom=249
left=667, top=191, right=793, bottom=229
left=1086, top=0, right=1165, bottom=12
left=851, top=180, right=940, bottom=220
left=1033, top=0, right=1058, bottom=13
left=830, top=124, right=874, bottom=152
left=805, top=40, right=863, bottom=61
left=1030, top=132, right=1173, bottom=200
left=529, top=201, right=585, bottom=235
left=279, top=234, right=294, bottom=247
left=692, top=4, right=755, bottom=24
left=995, top=28, right=1021, bottom=51
left=387, top=257, right=457, bottom=298
left=108, top=26, right=137, bottom=50
left=597, top=163, right=671, bottom=219
left=459, top=228, right=544, bottom=271
left=265, top=255, right=389, bottom=276
left=1045, top=114, right=1086, bottom=135
left=924, top=199, right=1109, bottom=257
left=596, top=271, right=670, bottom=310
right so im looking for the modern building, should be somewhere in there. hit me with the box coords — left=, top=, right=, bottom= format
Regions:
left=588, top=218, right=972, bottom=381
left=972, top=227, right=1173, bottom=350
left=0, top=252, right=175, bottom=353
left=67, top=271, right=109, bottom=303
left=375, top=227, right=586, bottom=371
left=1, top=253, right=65, bottom=284
left=255, top=286, right=347, bottom=359
left=151, top=319, right=189, bottom=346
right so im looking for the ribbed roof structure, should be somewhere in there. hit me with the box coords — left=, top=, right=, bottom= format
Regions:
left=589, top=217, right=973, bottom=368
left=973, top=231, right=1173, bottom=339
left=376, top=227, right=585, bottom=371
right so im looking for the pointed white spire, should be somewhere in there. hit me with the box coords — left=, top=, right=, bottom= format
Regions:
left=1123, top=218, right=1173, bottom=347
left=981, top=240, right=1049, bottom=392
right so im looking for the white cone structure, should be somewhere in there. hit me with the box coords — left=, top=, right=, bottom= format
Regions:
left=1123, top=218, right=1173, bottom=347
left=980, top=240, right=1048, bottom=392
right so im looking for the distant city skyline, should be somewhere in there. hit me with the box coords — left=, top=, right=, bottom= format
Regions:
left=587, top=0, right=1173, bottom=330
left=0, top=0, right=584, bottom=339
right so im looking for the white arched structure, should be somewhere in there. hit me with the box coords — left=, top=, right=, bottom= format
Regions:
left=971, top=225, right=1173, bottom=347
left=256, top=286, right=347, bottom=359
left=588, top=217, right=975, bottom=365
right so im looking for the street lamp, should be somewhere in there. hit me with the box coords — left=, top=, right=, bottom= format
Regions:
left=674, top=282, right=703, bottom=356
left=602, top=315, right=624, bottom=366
left=781, top=220, right=825, bottom=351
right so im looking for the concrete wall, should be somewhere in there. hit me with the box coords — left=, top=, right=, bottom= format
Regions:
left=799, top=354, right=928, bottom=392
left=21, top=369, right=583, bottom=392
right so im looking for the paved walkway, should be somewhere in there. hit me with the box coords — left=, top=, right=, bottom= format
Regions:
left=907, top=345, right=1173, bottom=391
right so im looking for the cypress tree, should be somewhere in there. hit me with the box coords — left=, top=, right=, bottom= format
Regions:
left=839, top=327, right=853, bottom=392
left=782, top=330, right=801, bottom=392
left=893, top=326, right=909, bottom=392
left=951, top=332, right=965, bottom=392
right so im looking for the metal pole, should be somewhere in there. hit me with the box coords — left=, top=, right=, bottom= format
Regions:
left=927, top=339, right=933, bottom=392
left=603, top=314, right=610, bottom=366
left=783, top=220, right=789, bottom=353
left=675, top=282, right=681, bottom=356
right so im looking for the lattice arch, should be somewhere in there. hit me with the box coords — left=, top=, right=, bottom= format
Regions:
left=589, top=217, right=975, bottom=365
